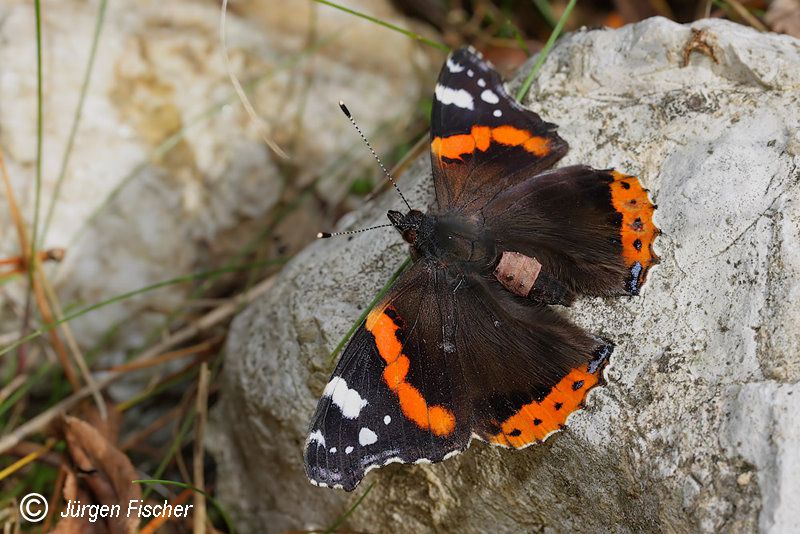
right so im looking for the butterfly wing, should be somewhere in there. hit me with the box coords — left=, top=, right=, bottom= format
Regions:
left=484, top=165, right=660, bottom=297
left=304, top=260, right=472, bottom=491
left=430, top=47, right=568, bottom=212
left=305, top=260, right=611, bottom=491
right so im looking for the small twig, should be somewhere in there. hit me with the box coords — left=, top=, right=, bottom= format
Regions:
left=0, top=147, right=33, bottom=368
left=39, top=272, right=106, bottom=418
left=193, top=363, right=210, bottom=534
left=0, top=274, right=275, bottom=454
left=5, top=440, right=64, bottom=468
left=138, top=488, right=193, bottom=534
left=220, top=0, right=288, bottom=159
left=30, top=271, right=81, bottom=390
left=723, top=0, right=769, bottom=31
left=120, top=406, right=182, bottom=451
left=41, top=465, right=68, bottom=532
left=172, top=383, right=199, bottom=486
left=0, top=438, right=56, bottom=481
left=103, top=338, right=219, bottom=373
left=0, top=248, right=64, bottom=267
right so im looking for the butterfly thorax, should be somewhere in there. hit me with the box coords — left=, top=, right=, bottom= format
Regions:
left=388, top=209, right=497, bottom=272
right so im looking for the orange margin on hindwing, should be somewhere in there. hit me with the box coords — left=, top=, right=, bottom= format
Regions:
left=609, top=170, right=660, bottom=274
left=366, top=306, right=456, bottom=436
left=489, top=364, right=602, bottom=449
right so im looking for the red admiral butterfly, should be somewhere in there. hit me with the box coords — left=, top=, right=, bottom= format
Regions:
left=304, top=46, right=659, bottom=491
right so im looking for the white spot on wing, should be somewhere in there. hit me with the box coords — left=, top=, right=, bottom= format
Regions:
left=384, top=415, right=391, bottom=425
left=467, top=69, right=474, bottom=77
left=330, top=447, right=337, bottom=453
left=493, top=109, right=502, bottom=117
left=481, top=90, right=500, bottom=104
left=477, top=78, right=486, bottom=87
left=308, top=430, right=326, bottom=447
left=323, top=376, right=367, bottom=419
left=359, top=427, right=378, bottom=446
left=345, top=446, right=354, bottom=454
left=446, top=57, right=465, bottom=73
left=434, top=84, right=474, bottom=110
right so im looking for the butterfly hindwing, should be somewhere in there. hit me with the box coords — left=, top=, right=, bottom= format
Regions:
left=430, top=47, right=568, bottom=211
left=484, top=165, right=660, bottom=297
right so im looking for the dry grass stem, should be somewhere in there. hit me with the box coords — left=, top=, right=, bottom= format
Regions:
left=40, top=270, right=107, bottom=419
left=104, top=338, right=219, bottom=374
left=0, top=438, right=56, bottom=482
left=0, top=375, right=28, bottom=405
left=725, top=0, right=769, bottom=30
left=193, top=363, right=211, bottom=534
left=220, top=0, right=288, bottom=159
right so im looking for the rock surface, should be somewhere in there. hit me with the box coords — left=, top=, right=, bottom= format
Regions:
left=0, top=0, right=430, bottom=356
left=209, top=18, right=800, bottom=533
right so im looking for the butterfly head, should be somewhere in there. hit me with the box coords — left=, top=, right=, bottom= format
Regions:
left=388, top=209, right=426, bottom=246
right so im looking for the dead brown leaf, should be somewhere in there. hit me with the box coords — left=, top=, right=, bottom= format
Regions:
left=61, top=416, right=141, bottom=534
left=766, top=0, right=800, bottom=37
left=76, top=398, right=122, bottom=445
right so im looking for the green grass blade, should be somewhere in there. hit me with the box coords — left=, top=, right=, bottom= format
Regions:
left=515, top=0, right=577, bottom=102
left=311, top=0, right=449, bottom=52
left=323, top=481, right=375, bottom=534
left=30, top=0, right=44, bottom=268
left=0, top=260, right=285, bottom=358
left=328, top=256, right=410, bottom=365
left=132, top=478, right=236, bottom=533
left=40, top=0, right=108, bottom=245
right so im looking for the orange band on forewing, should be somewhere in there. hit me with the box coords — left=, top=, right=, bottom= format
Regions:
left=472, top=125, right=492, bottom=151
left=491, top=125, right=529, bottom=146
left=367, top=306, right=456, bottom=436
left=428, top=406, right=456, bottom=436
left=431, top=134, right=475, bottom=160
left=523, top=136, right=550, bottom=156
left=609, top=171, right=659, bottom=270
left=489, top=364, right=601, bottom=449
left=431, top=125, right=551, bottom=160
left=383, top=355, right=409, bottom=388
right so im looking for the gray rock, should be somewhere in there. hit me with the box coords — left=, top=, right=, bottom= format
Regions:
left=209, top=17, right=800, bottom=533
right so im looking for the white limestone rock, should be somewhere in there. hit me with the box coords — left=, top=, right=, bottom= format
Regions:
left=209, top=18, right=800, bottom=533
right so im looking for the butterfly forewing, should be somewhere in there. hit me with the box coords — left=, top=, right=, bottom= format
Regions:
left=430, top=47, right=568, bottom=212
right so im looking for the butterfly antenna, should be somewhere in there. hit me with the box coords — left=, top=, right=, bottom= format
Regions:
left=317, top=223, right=394, bottom=239
left=339, top=101, right=412, bottom=211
